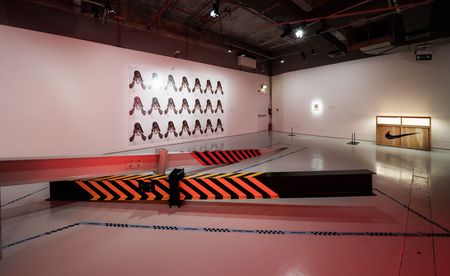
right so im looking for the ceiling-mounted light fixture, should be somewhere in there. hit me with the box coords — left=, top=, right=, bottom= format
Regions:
left=104, top=0, right=115, bottom=14
left=227, top=45, right=233, bottom=53
left=280, top=58, right=285, bottom=64
left=311, top=49, right=317, bottom=56
left=294, top=28, right=304, bottom=38
left=210, top=1, right=220, bottom=18
left=258, top=84, right=268, bottom=94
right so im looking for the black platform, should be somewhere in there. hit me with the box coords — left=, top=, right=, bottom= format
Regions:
left=260, top=170, right=374, bottom=198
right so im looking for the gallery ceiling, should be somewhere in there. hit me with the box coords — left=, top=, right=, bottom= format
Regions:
left=2, top=0, right=450, bottom=75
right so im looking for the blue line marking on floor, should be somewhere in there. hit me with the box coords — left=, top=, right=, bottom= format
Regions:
left=4, top=221, right=450, bottom=250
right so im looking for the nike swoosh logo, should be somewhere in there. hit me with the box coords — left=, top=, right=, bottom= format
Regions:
left=385, top=130, right=418, bottom=139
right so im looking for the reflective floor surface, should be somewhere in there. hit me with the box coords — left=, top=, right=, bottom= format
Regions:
left=1, top=131, right=449, bottom=276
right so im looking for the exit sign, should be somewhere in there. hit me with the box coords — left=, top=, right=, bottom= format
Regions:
left=416, top=54, right=432, bottom=61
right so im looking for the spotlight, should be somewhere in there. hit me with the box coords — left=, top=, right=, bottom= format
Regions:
left=311, top=49, right=317, bottom=56
left=294, top=29, right=304, bottom=38
left=258, top=84, right=268, bottom=94
left=104, top=0, right=115, bottom=14
left=210, top=1, right=219, bottom=18
left=280, top=58, right=285, bottom=64
left=227, top=45, right=233, bottom=53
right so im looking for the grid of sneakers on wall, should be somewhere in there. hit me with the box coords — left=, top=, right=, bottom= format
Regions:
left=128, top=70, right=225, bottom=143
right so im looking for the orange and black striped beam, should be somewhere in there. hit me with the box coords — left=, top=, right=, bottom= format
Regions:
left=50, top=170, right=374, bottom=202
left=191, top=149, right=262, bottom=165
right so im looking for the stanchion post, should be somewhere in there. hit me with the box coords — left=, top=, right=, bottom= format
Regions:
left=347, top=132, right=359, bottom=145
left=288, top=127, right=295, bottom=136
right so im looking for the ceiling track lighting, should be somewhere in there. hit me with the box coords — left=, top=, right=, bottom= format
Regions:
left=210, top=1, right=220, bottom=18
left=280, top=58, right=285, bottom=64
left=281, top=24, right=305, bottom=39
left=258, top=84, right=269, bottom=94
left=294, top=28, right=304, bottom=38
left=104, top=0, right=115, bottom=14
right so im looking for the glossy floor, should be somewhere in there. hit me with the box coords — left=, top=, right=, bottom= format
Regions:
left=1, top=131, right=449, bottom=276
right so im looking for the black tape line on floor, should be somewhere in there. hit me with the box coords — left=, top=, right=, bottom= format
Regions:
left=234, top=147, right=307, bottom=172
left=5, top=221, right=450, bottom=250
left=1, top=223, right=80, bottom=249
left=1, top=187, right=49, bottom=207
left=373, top=188, right=450, bottom=233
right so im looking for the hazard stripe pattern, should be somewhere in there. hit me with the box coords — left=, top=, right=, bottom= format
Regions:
left=67, top=172, right=277, bottom=201
left=191, top=149, right=262, bottom=166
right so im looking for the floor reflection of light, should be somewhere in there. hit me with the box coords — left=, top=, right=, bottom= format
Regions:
left=376, top=163, right=413, bottom=181
left=311, top=155, right=323, bottom=170
left=376, top=163, right=401, bottom=180
left=278, top=262, right=308, bottom=276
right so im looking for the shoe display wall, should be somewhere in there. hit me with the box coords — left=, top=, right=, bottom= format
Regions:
left=128, top=68, right=225, bottom=145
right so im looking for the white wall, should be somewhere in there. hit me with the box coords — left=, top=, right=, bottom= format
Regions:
left=0, top=25, right=269, bottom=158
left=272, top=44, right=450, bottom=149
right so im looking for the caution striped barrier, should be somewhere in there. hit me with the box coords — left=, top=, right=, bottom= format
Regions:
left=50, top=170, right=374, bottom=203
left=191, top=150, right=261, bottom=165
left=50, top=172, right=278, bottom=202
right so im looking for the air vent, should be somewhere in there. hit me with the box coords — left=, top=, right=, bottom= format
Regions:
left=237, top=55, right=257, bottom=69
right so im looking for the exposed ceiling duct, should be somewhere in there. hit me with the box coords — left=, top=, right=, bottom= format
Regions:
left=1, top=0, right=448, bottom=75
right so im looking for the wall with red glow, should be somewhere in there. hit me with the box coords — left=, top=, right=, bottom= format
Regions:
left=272, top=44, right=450, bottom=149
left=0, top=25, right=270, bottom=158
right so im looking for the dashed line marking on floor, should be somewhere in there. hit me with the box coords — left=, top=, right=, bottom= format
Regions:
left=3, top=221, right=450, bottom=250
